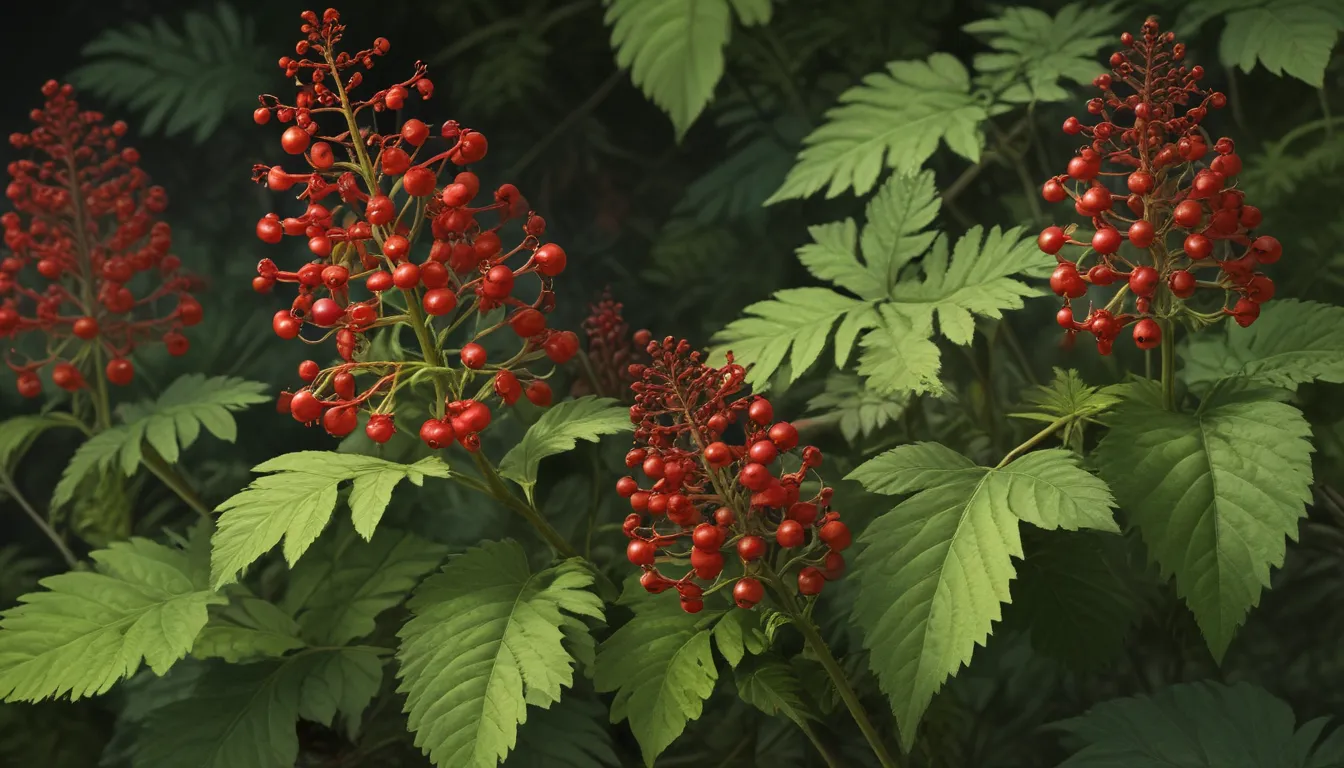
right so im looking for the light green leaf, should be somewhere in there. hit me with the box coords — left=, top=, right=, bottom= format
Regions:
left=0, top=538, right=225, bottom=702
left=856, top=307, right=944, bottom=397
left=1055, top=681, right=1344, bottom=767
left=0, top=414, right=81, bottom=473
left=191, top=589, right=304, bottom=663
left=767, top=53, right=989, bottom=202
left=712, top=609, right=766, bottom=668
left=1210, top=0, right=1344, bottom=87
left=1011, top=367, right=1123, bottom=447
left=964, top=3, right=1124, bottom=102
left=283, top=524, right=448, bottom=646
left=499, top=397, right=631, bottom=493
left=735, top=656, right=814, bottom=726
left=1182, top=300, right=1344, bottom=391
left=396, top=541, right=604, bottom=768
left=506, top=694, right=621, bottom=767
left=595, top=592, right=718, bottom=767
left=603, top=0, right=732, bottom=138
left=849, top=444, right=1117, bottom=749
left=210, top=452, right=451, bottom=589
left=806, top=372, right=911, bottom=443
left=711, top=288, right=878, bottom=391
left=294, top=646, right=383, bottom=735
left=726, top=0, right=772, bottom=26
left=1095, top=391, right=1314, bottom=660
left=51, top=375, right=268, bottom=509
left=858, top=169, right=943, bottom=294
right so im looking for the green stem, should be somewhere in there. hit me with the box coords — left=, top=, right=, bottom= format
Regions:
left=470, top=452, right=577, bottom=558
left=1, top=471, right=78, bottom=568
left=141, top=447, right=212, bottom=523
left=995, top=414, right=1071, bottom=470
left=797, top=720, right=843, bottom=768
left=763, top=564, right=901, bottom=768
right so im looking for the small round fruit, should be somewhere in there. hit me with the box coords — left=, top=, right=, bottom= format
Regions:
left=418, top=418, right=455, bottom=449
left=1080, top=186, right=1112, bottom=213
left=692, top=523, right=725, bottom=552
left=1127, top=171, right=1154, bottom=195
left=819, top=520, right=852, bottom=551
left=1133, top=317, right=1161, bottom=349
left=1251, top=235, right=1282, bottom=264
left=403, top=166, right=436, bottom=197
left=289, top=390, right=323, bottom=423
left=510, top=308, right=547, bottom=337
left=1173, top=199, right=1203, bottom=229
left=690, top=547, right=724, bottom=579
left=1038, top=226, right=1066, bottom=255
left=383, top=234, right=410, bottom=261
left=1128, top=266, right=1159, bottom=297
left=281, top=125, right=310, bottom=155
left=822, top=551, right=846, bottom=580
left=273, top=310, right=301, bottom=339
left=1041, top=180, right=1067, bottom=203
left=460, top=343, right=487, bottom=369
left=72, top=316, right=98, bottom=339
left=640, top=570, right=669, bottom=594
left=298, top=360, right=320, bottom=381
left=738, top=462, right=772, bottom=491
left=1169, top=269, right=1197, bottom=298
left=776, top=520, right=805, bottom=548
left=365, top=414, right=396, bottom=443
left=365, top=195, right=395, bottom=226
left=788, top=502, right=819, bottom=526
left=1183, top=233, right=1213, bottom=260
left=1245, top=275, right=1275, bottom=303
left=525, top=380, right=552, bottom=406
left=733, top=578, right=765, bottom=609
left=392, top=262, right=421, bottom=289
left=768, top=421, right=798, bottom=450
left=1092, top=227, right=1122, bottom=255
left=748, top=398, right=774, bottom=425
left=737, top=535, right=766, bottom=561
left=322, top=405, right=358, bottom=437
left=533, top=243, right=567, bottom=276
left=798, top=567, right=825, bottom=596
left=105, top=358, right=134, bottom=386
left=482, top=265, right=514, bottom=299
left=626, top=539, right=656, bottom=566
left=703, top=441, right=732, bottom=467
left=423, top=288, right=458, bottom=316
left=1128, top=220, right=1155, bottom=248
left=1232, top=297, right=1261, bottom=327
left=748, top=439, right=777, bottom=465
left=310, top=297, right=344, bottom=327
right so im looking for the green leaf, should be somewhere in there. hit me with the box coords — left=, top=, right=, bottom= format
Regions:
left=856, top=308, right=945, bottom=397
left=710, top=288, right=878, bottom=391
left=506, top=693, right=621, bottom=768
left=1010, top=531, right=1148, bottom=669
left=767, top=54, right=990, bottom=202
left=1055, top=681, right=1344, bottom=767
left=210, top=452, right=452, bottom=589
left=1205, top=0, right=1344, bottom=87
left=0, top=537, right=225, bottom=702
left=71, top=4, right=268, bottom=142
left=1095, top=391, right=1314, bottom=660
left=848, top=444, right=1118, bottom=749
left=498, top=397, right=631, bottom=494
left=604, top=0, right=751, bottom=139
left=807, top=372, right=911, bottom=443
left=134, top=648, right=380, bottom=768
left=1182, top=300, right=1344, bottom=391
left=712, top=609, right=767, bottom=668
left=191, top=589, right=304, bottom=663
left=964, top=3, right=1124, bottom=102
left=595, top=591, right=718, bottom=767
left=51, top=375, right=267, bottom=509
left=1011, top=367, right=1123, bottom=447
left=396, top=540, right=604, bottom=768
left=0, top=414, right=80, bottom=473
left=282, top=524, right=448, bottom=646
left=735, top=656, right=814, bottom=726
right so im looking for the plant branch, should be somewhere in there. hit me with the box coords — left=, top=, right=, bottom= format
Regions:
left=469, top=451, right=576, bottom=557
left=995, top=414, right=1071, bottom=469
left=1, top=471, right=78, bottom=569
left=141, top=446, right=213, bottom=523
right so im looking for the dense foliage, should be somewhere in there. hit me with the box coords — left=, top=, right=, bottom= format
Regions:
left=3, top=1, right=1344, bottom=766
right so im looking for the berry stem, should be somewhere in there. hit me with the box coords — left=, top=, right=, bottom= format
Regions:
left=141, top=446, right=213, bottom=523
left=995, top=414, right=1072, bottom=470
left=1, top=470, right=78, bottom=569
left=762, top=561, right=902, bottom=768
left=59, top=144, right=113, bottom=431
left=1161, top=318, right=1178, bottom=411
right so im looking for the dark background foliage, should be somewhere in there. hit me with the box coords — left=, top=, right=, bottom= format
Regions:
left=3, top=0, right=1344, bottom=766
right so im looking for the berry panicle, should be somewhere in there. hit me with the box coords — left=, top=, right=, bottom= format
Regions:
left=252, top=9, right=575, bottom=450
left=570, top=288, right=647, bottom=400
left=617, top=337, right=848, bottom=614
left=1041, top=16, right=1279, bottom=355
left=2, top=80, right=201, bottom=399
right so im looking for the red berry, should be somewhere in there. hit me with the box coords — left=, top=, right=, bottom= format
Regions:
left=256, top=216, right=283, bottom=244
left=616, top=476, right=639, bottom=497
left=1211, top=153, right=1241, bottom=177
left=798, top=567, right=825, bottom=596
left=819, top=521, right=852, bottom=551
left=1133, top=317, right=1161, bottom=350
left=1127, top=171, right=1154, bottom=195
left=1041, top=180, right=1067, bottom=203
left=385, top=86, right=407, bottom=110
left=787, top=502, right=818, bottom=526
left=323, top=405, right=358, bottom=437
left=441, top=183, right=472, bottom=207
left=525, top=380, right=552, bottom=406
left=381, top=146, right=410, bottom=175
left=423, top=288, right=458, bottom=316
left=703, top=441, right=732, bottom=467
left=1245, top=275, right=1275, bottom=303
left=72, top=316, right=98, bottom=339
left=418, top=418, right=455, bottom=449
left=1129, top=266, right=1159, bottom=297
left=482, top=265, right=514, bottom=299
left=309, top=141, right=334, bottom=170
left=384, top=235, right=410, bottom=261
left=692, top=523, right=725, bottom=551
left=105, top=358, right=134, bottom=386
left=253, top=107, right=271, bottom=125
left=1169, top=269, right=1197, bottom=298
left=733, top=577, right=764, bottom=609
left=164, top=331, right=190, bottom=356
left=392, top=262, right=421, bottom=289
left=1173, top=199, right=1203, bottom=229
left=366, top=414, right=395, bottom=443
left=290, top=390, right=323, bottom=423
left=1128, top=220, right=1155, bottom=248
left=1251, top=235, right=1282, bottom=264
left=737, top=535, right=766, bottom=561
left=1062, top=116, right=1083, bottom=134
left=738, top=462, right=772, bottom=491
left=1057, top=306, right=1077, bottom=329
left=627, top=539, right=656, bottom=566
left=403, top=167, right=436, bottom=197
left=1087, top=265, right=1118, bottom=286
left=748, top=439, right=777, bottom=464
left=366, top=195, right=395, bottom=226
left=366, top=271, right=393, bottom=293
left=768, top=421, right=799, bottom=450
left=16, top=372, right=41, bottom=398
left=1080, top=186, right=1112, bottom=214
left=273, top=310, right=301, bottom=339
left=494, top=370, right=522, bottom=404
left=1231, top=297, right=1261, bottom=326
left=640, top=571, right=670, bottom=594
left=1091, top=227, right=1121, bottom=255
left=281, top=125, right=310, bottom=155
left=298, top=360, right=320, bottom=382
left=533, top=244, right=567, bottom=276
left=401, top=119, right=430, bottom=146
left=748, top=398, right=773, bottom=425
left=544, top=331, right=579, bottom=364
left=690, top=547, right=724, bottom=579
left=1184, top=233, right=1213, bottom=260
left=681, top=597, right=704, bottom=614
left=510, top=308, right=547, bottom=337
left=1038, top=226, right=1066, bottom=255
left=455, top=131, right=488, bottom=164
left=310, top=298, right=344, bottom=327
left=461, top=343, right=487, bottom=369
left=1240, top=206, right=1262, bottom=229
left=459, top=401, right=492, bottom=433
left=822, top=551, right=846, bottom=580
left=776, top=520, right=805, bottom=548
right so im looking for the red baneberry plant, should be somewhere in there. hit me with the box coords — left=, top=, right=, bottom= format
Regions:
left=571, top=288, right=643, bottom=399
left=1, top=81, right=201, bottom=412
left=1040, top=17, right=1280, bottom=368
left=251, top=8, right=575, bottom=449
left=617, top=337, right=849, bottom=613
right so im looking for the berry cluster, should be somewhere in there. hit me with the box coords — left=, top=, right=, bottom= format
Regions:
left=254, top=9, right=573, bottom=448
left=1040, top=17, right=1280, bottom=354
left=1, top=81, right=200, bottom=397
left=571, top=289, right=644, bottom=399
left=618, top=338, right=849, bottom=614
